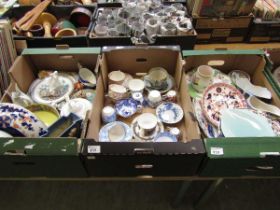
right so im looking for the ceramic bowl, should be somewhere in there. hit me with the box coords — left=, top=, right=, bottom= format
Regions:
left=115, top=98, right=138, bottom=118
left=29, top=24, right=44, bottom=36
left=108, top=70, right=126, bottom=85
left=128, top=79, right=145, bottom=93
left=70, top=7, right=92, bottom=27
left=51, top=19, right=76, bottom=36
left=156, top=102, right=184, bottom=124
left=0, top=103, right=47, bottom=137
left=26, top=104, right=60, bottom=127
left=154, top=132, right=177, bottom=142
left=78, top=67, right=96, bottom=87
left=99, top=121, right=132, bottom=142
left=55, top=28, right=77, bottom=37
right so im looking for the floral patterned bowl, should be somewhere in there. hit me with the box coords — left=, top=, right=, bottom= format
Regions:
left=0, top=103, right=47, bottom=137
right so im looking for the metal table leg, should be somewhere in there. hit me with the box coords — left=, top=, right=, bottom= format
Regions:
left=194, top=178, right=224, bottom=210
left=171, top=181, right=192, bottom=208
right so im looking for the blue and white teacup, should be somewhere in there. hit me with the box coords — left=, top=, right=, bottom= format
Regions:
left=102, top=106, right=116, bottom=124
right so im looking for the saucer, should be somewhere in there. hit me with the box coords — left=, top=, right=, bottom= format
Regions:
left=99, top=121, right=132, bottom=142
left=144, top=75, right=175, bottom=94
left=202, top=83, right=247, bottom=127
left=221, top=109, right=275, bottom=137
left=156, top=102, right=184, bottom=124
left=131, top=116, right=164, bottom=141
left=115, top=98, right=138, bottom=118
left=31, top=75, right=74, bottom=105
left=154, top=132, right=177, bottom=142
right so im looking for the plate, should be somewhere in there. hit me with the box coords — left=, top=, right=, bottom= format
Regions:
left=31, top=75, right=74, bottom=105
left=0, top=130, right=12, bottom=137
left=144, top=75, right=174, bottom=94
left=192, top=99, right=220, bottom=138
left=115, top=98, right=138, bottom=118
left=221, top=109, right=275, bottom=137
left=156, top=102, right=184, bottom=124
left=0, top=103, right=47, bottom=137
left=154, top=132, right=177, bottom=142
left=131, top=116, right=164, bottom=141
left=202, top=83, right=247, bottom=127
left=99, top=121, right=132, bottom=142
left=71, top=89, right=96, bottom=102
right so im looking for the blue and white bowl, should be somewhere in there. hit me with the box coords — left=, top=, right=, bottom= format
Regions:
left=156, top=102, right=184, bottom=124
left=115, top=98, right=138, bottom=118
left=0, top=103, right=47, bottom=137
left=154, top=132, right=177, bottom=142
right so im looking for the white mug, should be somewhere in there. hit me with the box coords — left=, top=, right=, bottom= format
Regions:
left=191, top=65, right=214, bottom=93
left=148, top=90, right=162, bottom=108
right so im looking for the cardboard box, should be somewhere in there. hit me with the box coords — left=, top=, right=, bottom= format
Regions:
left=3, top=5, right=95, bottom=48
left=0, top=47, right=101, bottom=177
left=82, top=46, right=205, bottom=177
left=181, top=50, right=280, bottom=177
left=88, top=7, right=197, bottom=50
left=193, top=16, right=253, bottom=43
left=264, top=48, right=280, bottom=97
left=247, top=18, right=280, bottom=43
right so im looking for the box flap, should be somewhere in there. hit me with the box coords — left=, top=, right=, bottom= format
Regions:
left=22, top=47, right=101, bottom=55
left=0, top=138, right=79, bottom=156
left=205, top=137, right=280, bottom=159
left=182, top=49, right=264, bottom=57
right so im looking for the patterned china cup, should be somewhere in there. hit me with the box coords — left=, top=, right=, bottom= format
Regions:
left=191, top=65, right=214, bottom=93
left=102, top=106, right=116, bottom=124
left=144, top=67, right=169, bottom=90
left=137, top=113, right=158, bottom=137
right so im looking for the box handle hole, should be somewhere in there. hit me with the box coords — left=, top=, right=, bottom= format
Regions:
left=208, top=60, right=225, bottom=66
left=245, top=166, right=274, bottom=172
left=4, top=149, right=27, bottom=156
left=136, top=58, right=147, bottom=62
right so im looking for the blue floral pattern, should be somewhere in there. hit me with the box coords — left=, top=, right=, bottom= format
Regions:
left=115, top=98, right=138, bottom=118
left=156, top=102, right=184, bottom=124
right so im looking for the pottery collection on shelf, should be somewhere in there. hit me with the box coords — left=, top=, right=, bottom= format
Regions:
left=0, top=64, right=96, bottom=138
left=188, top=65, right=279, bottom=138
left=99, top=67, right=184, bottom=142
left=92, top=2, right=193, bottom=44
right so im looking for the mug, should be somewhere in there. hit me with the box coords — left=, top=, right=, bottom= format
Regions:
left=102, top=106, right=116, bottom=124
left=191, top=65, right=214, bottom=93
left=148, top=90, right=162, bottom=108
left=128, top=79, right=145, bottom=93
left=137, top=113, right=158, bottom=137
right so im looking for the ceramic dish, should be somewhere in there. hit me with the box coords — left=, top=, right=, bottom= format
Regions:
left=99, top=121, right=132, bottom=142
left=71, top=89, right=96, bottom=102
left=192, top=99, right=219, bottom=138
left=247, top=96, right=280, bottom=117
left=228, top=70, right=251, bottom=84
left=60, top=98, right=92, bottom=120
left=115, top=98, right=138, bottom=118
left=156, top=102, right=184, bottom=124
left=221, top=109, right=275, bottom=137
left=31, top=75, right=74, bottom=105
left=202, top=83, right=247, bottom=127
left=131, top=116, right=164, bottom=141
left=0, top=103, right=47, bottom=137
left=144, top=75, right=175, bottom=94
left=154, top=132, right=177, bottom=142
left=0, top=130, right=13, bottom=137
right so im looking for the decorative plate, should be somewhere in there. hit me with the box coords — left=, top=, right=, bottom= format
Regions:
left=131, top=117, right=164, bottom=141
left=71, top=89, right=96, bottom=102
left=156, top=102, right=184, bottom=124
left=115, top=98, right=138, bottom=118
left=154, top=132, right=177, bottom=142
left=202, top=83, right=247, bottom=127
left=221, top=109, right=275, bottom=137
left=144, top=75, right=175, bottom=94
left=192, top=99, right=219, bottom=138
left=31, top=75, right=74, bottom=105
left=99, top=121, right=132, bottom=142
left=0, top=103, right=47, bottom=137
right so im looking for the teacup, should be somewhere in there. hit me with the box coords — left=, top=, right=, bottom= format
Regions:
left=163, top=90, right=177, bottom=102
left=191, top=65, right=214, bottom=93
left=29, top=24, right=44, bottom=36
left=102, top=106, right=116, bottom=124
left=51, top=19, right=76, bottom=36
left=137, top=113, right=158, bottom=137
left=128, top=79, right=145, bottom=93
left=108, top=84, right=128, bottom=100
left=148, top=90, right=162, bottom=108
left=55, top=28, right=77, bottom=37
left=108, top=123, right=125, bottom=142
left=108, top=70, right=126, bottom=85
left=145, top=67, right=169, bottom=90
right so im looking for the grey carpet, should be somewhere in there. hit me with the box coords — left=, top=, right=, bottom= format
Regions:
left=0, top=180, right=279, bottom=210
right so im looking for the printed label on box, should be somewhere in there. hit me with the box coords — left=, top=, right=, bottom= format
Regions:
left=88, top=145, right=101, bottom=154
left=210, top=147, right=224, bottom=156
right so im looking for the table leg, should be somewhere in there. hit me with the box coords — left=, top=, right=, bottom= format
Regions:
left=171, top=181, right=192, bottom=208
left=194, top=178, right=224, bottom=210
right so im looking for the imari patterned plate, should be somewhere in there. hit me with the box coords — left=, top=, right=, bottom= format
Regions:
left=202, top=83, right=247, bottom=127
